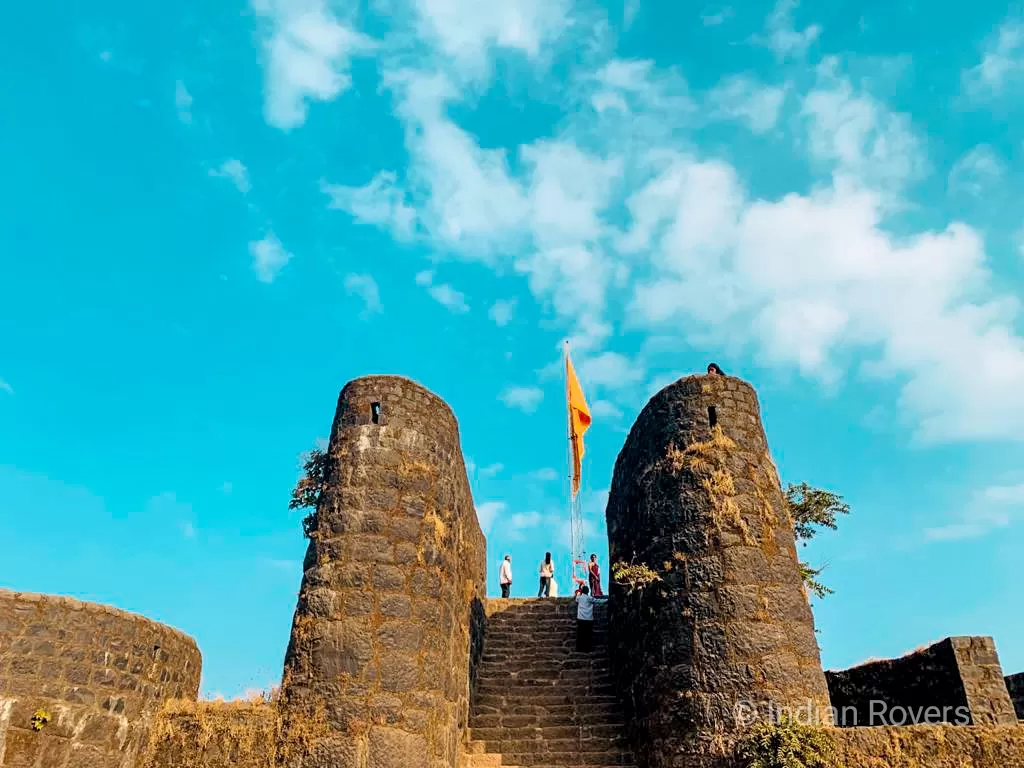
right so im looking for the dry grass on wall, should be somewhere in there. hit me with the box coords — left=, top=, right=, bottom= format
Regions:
left=139, top=695, right=332, bottom=768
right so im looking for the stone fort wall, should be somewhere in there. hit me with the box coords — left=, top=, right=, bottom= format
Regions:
left=0, top=589, right=200, bottom=768
left=3, top=370, right=1022, bottom=768
left=826, top=636, right=1017, bottom=727
left=605, top=372, right=832, bottom=768
left=277, top=375, right=487, bottom=768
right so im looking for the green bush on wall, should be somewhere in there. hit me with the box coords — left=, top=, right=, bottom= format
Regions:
left=735, top=717, right=843, bottom=768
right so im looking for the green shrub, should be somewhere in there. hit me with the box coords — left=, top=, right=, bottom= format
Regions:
left=735, top=717, right=842, bottom=768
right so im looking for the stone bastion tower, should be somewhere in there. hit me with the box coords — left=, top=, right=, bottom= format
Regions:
left=278, top=376, right=487, bottom=768
left=605, top=370, right=832, bottom=768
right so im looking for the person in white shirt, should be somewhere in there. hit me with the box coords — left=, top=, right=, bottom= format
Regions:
left=575, top=585, right=606, bottom=652
left=538, top=552, right=554, bottom=597
left=499, top=555, right=513, bottom=598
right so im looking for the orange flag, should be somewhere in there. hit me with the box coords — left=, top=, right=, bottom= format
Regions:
left=566, top=350, right=592, bottom=499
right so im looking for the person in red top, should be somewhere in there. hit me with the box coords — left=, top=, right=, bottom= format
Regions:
left=587, top=554, right=604, bottom=597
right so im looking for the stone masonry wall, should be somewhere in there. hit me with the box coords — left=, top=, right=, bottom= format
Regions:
left=605, top=372, right=832, bottom=768
left=826, top=637, right=1017, bottom=727
left=278, top=375, right=487, bottom=768
left=0, top=589, right=201, bottom=768
left=832, top=723, right=1024, bottom=767
left=1007, top=673, right=1024, bottom=720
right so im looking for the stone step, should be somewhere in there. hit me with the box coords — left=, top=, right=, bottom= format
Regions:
left=471, top=708, right=622, bottom=724
left=475, top=683, right=617, bottom=698
left=474, top=690, right=621, bottom=705
left=470, top=725, right=628, bottom=742
left=498, top=750, right=633, bottom=766
left=470, top=703, right=623, bottom=722
left=475, top=673, right=614, bottom=686
left=475, top=737, right=631, bottom=754
left=478, top=659, right=612, bottom=671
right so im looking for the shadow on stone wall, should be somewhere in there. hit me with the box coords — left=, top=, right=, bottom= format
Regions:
left=826, top=637, right=1018, bottom=727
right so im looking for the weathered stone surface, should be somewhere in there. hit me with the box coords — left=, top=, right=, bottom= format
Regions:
left=827, top=636, right=1018, bottom=727
left=605, top=371, right=832, bottom=768
left=279, top=375, right=487, bottom=768
left=0, top=590, right=201, bottom=768
left=1006, top=672, right=1024, bottom=720
left=833, top=724, right=1024, bottom=767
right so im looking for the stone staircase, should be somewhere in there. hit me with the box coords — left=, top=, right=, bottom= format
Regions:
left=462, top=598, right=637, bottom=768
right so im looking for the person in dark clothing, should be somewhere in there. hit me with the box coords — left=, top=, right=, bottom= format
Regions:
left=707, top=363, right=724, bottom=375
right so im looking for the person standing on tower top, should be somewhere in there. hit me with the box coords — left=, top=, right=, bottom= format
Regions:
left=707, top=363, right=724, bottom=375
left=499, top=555, right=512, bottom=598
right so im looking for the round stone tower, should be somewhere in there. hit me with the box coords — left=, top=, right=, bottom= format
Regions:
left=605, top=371, right=832, bottom=768
left=279, top=375, right=487, bottom=768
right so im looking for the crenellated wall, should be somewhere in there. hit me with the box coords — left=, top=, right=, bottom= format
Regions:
left=0, top=589, right=200, bottom=768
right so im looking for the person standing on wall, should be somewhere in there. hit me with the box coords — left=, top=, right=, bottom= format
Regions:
left=538, top=552, right=554, bottom=597
left=587, top=554, right=604, bottom=597
left=575, top=585, right=606, bottom=652
left=499, top=555, right=513, bottom=598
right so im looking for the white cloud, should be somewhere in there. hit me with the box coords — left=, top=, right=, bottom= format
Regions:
left=801, top=61, right=926, bottom=202
left=253, top=0, right=376, bottom=130
left=478, top=462, right=504, bottom=479
left=578, top=351, right=645, bottom=392
left=414, top=269, right=469, bottom=312
left=623, top=0, right=640, bottom=28
left=591, top=399, right=624, bottom=420
left=249, top=232, right=293, bottom=283
left=707, top=74, right=787, bottom=134
left=925, top=483, right=1024, bottom=541
left=625, top=151, right=1024, bottom=442
left=344, top=273, right=383, bottom=316
left=408, top=0, right=571, bottom=82
left=947, top=145, right=1004, bottom=197
left=175, top=80, right=193, bottom=123
left=0, top=378, right=12, bottom=395
left=759, top=0, right=820, bottom=60
left=345, top=45, right=1024, bottom=447
left=507, top=510, right=543, bottom=538
left=209, top=159, right=251, bottom=194
left=489, top=298, right=517, bottom=326
left=500, top=385, right=544, bottom=413
left=702, top=6, right=733, bottom=26
left=527, top=467, right=559, bottom=481
left=962, top=18, right=1024, bottom=99
left=322, top=172, right=416, bottom=240
left=475, top=500, right=505, bottom=532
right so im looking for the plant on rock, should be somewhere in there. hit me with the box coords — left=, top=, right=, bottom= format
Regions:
left=611, top=558, right=662, bottom=594
left=735, top=716, right=843, bottom=768
left=784, top=482, right=850, bottom=600
left=290, top=446, right=328, bottom=538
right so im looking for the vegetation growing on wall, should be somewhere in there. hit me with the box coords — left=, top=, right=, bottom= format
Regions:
left=735, top=717, right=843, bottom=768
left=784, top=483, right=850, bottom=599
left=289, top=447, right=327, bottom=538
left=611, top=558, right=662, bottom=594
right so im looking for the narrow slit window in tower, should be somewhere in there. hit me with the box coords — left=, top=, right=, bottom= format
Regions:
left=708, top=405, right=718, bottom=428
left=371, top=402, right=381, bottom=424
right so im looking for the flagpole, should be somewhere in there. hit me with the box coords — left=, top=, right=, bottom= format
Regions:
left=564, top=339, right=574, bottom=590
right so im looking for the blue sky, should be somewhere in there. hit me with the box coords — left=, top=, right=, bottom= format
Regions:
left=2, top=0, right=1023, bottom=699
